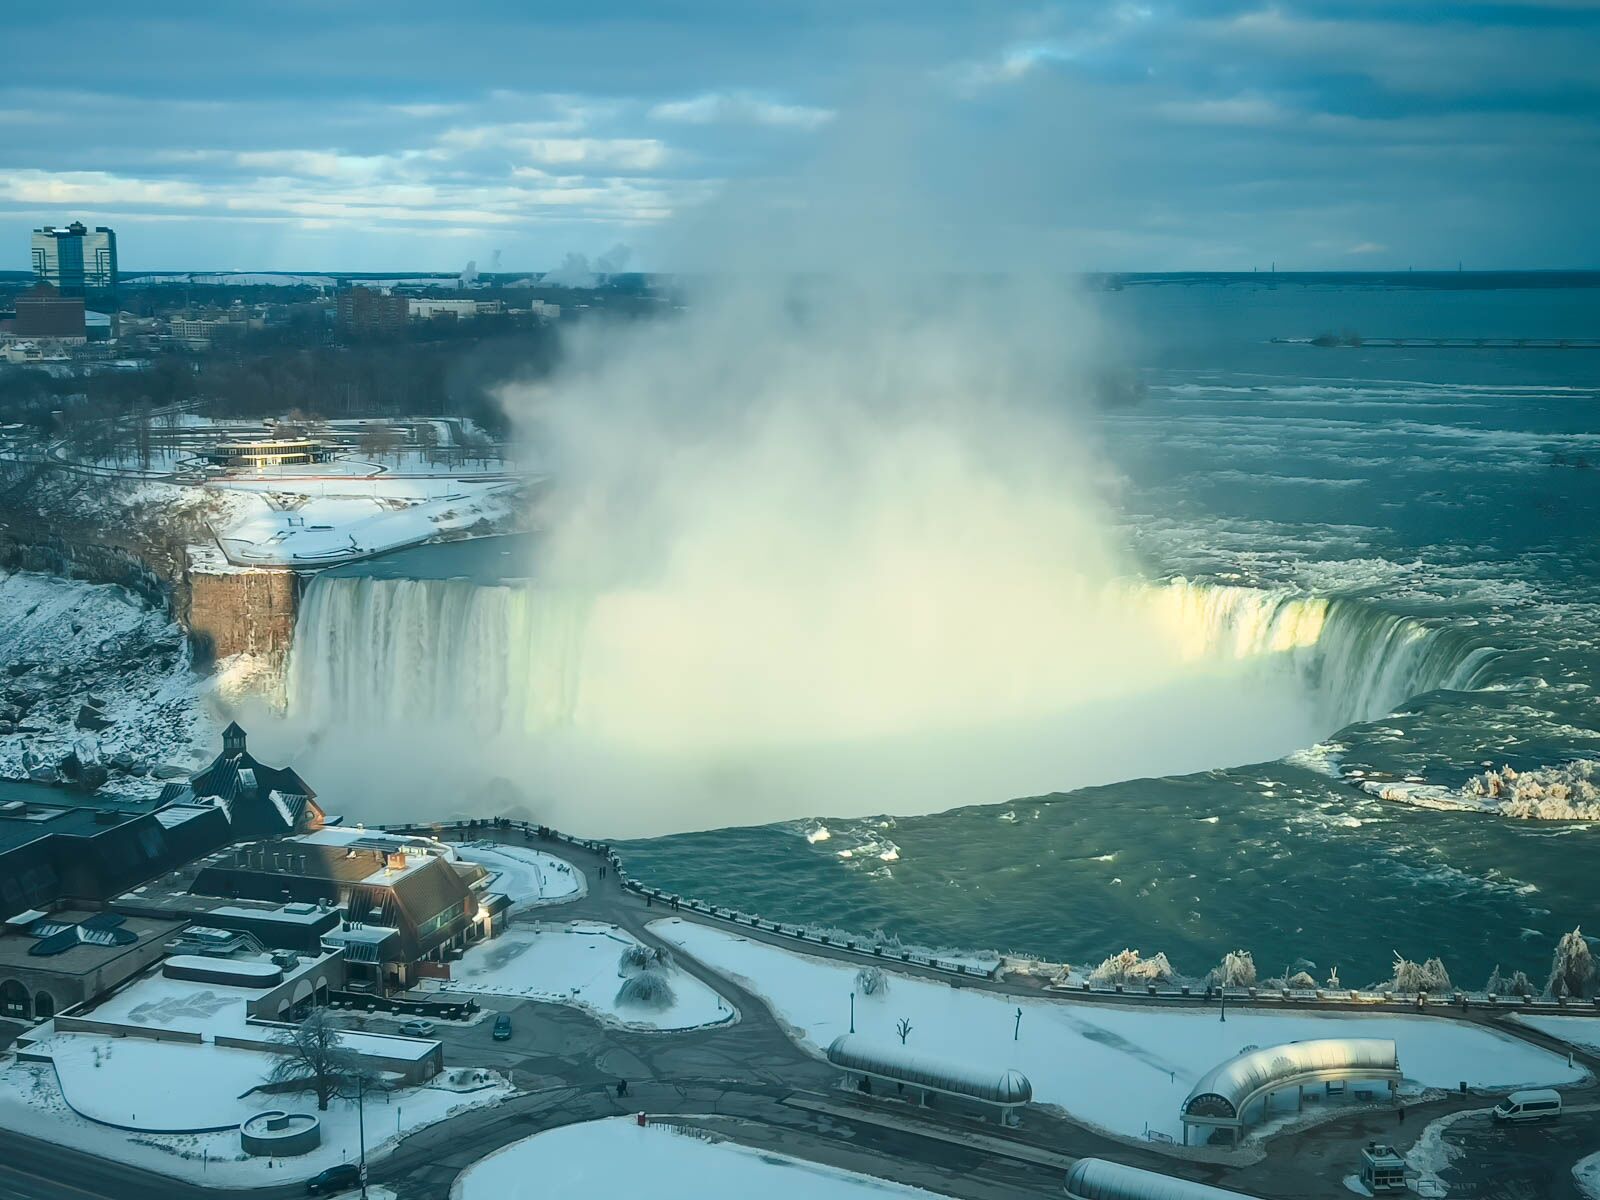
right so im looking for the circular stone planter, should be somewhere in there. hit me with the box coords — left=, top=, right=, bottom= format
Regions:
left=240, top=1110, right=322, bottom=1157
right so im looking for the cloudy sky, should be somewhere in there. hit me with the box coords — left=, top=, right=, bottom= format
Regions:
left=1, top=1, right=1596, bottom=273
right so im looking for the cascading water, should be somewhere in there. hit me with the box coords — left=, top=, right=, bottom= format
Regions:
left=1134, top=578, right=1498, bottom=729
left=286, top=570, right=1496, bottom=739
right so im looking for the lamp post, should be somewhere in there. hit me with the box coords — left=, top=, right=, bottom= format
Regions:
left=1220, top=990, right=1227, bottom=1023
left=849, top=991, right=856, bottom=1034
left=357, top=1072, right=368, bottom=1200
left=1014, top=1007, right=1022, bottom=1041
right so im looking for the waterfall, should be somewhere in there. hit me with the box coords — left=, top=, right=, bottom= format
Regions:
left=287, top=577, right=591, bottom=735
left=287, top=571, right=1496, bottom=739
left=1134, top=578, right=1497, bottom=729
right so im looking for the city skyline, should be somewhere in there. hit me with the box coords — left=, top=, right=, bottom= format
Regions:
left=1, top=2, right=1597, bottom=273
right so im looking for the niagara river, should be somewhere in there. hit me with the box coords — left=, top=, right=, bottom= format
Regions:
left=275, top=276, right=1600, bottom=988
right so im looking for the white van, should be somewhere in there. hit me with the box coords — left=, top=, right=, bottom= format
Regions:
left=1492, top=1089, right=1562, bottom=1123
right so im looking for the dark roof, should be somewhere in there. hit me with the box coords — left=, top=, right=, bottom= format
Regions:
left=162, top=734, right=322, bottom=840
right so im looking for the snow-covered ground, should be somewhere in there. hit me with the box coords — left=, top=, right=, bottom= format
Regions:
left=0, top=1052, right=511, bottom=1187
left=428, top=921, right=735, bottom=1032
left=652, top=921, right=1587, bottom=1142
left=453, top=842, right=585, bottom=909
left=209, top=480, right=520, bottom=567
left=454, top=1116, right=940, bottom=1200
left=1576, top=1149, right=1600, bottom=1200
left=0, top=569, right=213, bottom=787
left=1507, top=1013, right=1600, bottom=1054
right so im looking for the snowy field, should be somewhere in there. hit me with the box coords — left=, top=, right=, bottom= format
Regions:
left=210, top=482, right=519, bottom=567
left=35, top=1034, right=277, bottom=1131
left=0, top=1051, right=511, bottom=1187
left=454, top=842, right=585, bottom=908
left=431, top=921, right=736, bottom=1031
left=652, top=921, right=1587, bottom=1142
left=1508, top=1013, right=1600, bottom=1054
left=455, top=1117, right=939, bottom=1200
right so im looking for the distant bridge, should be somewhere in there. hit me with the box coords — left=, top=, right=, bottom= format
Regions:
left=1276, top=336, right=1600, bottom=350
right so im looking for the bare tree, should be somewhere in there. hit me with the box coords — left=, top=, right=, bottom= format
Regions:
left=265, top=1007, right=357, bottom=1111
left=895, top=1017, right=913, bottom=1045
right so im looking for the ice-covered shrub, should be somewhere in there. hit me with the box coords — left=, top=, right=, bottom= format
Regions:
left=1485, top=965, right=1535, bottom=997
left=1286, top=971, right=1317, bottom=990
left=616, top=972, right=677, bottom=1010
left=1382, top=954, right=1452, bottom=994
left=618, top=944, right=672, bottom=974
left=1548, top=927, right=1595, bottom=999
left=1208, top=950, right=1257, bottom=989
left=1089, top=949, right=1175, bottom=986
left=855, top=966, right=887, bottom=996
left=1326, top=966, right=1341, bottom=990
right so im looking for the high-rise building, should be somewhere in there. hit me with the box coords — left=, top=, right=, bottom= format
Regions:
left=31, top=222, right=118, bottom=292
left=336, top=285, right=408, bottom=333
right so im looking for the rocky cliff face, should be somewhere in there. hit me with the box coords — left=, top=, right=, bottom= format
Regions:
left=186, top=558, right=301, bottom=664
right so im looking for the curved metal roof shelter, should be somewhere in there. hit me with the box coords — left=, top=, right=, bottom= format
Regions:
left=1065, top=1159, right=1260, bottom=1200
left=1182, top=1038, right=1400, bottom=1129
left=825, top=1034, right=1032, bottom=1105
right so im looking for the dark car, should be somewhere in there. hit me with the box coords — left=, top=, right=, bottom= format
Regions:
left=493, top=1013, right=513, bottom=1041
left=306, top=1163, right=360, bottom=1195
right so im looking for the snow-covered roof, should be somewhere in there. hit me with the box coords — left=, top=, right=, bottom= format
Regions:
left=1181, top=1039, right=1400, bottom=1125
left=825, top=1034, right=1031, bottom=1105
left=1065, top=1158, right=1259, bottom=1200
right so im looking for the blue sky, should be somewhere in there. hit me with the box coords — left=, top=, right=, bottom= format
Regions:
left=1, top=1, right=1596, bottom=272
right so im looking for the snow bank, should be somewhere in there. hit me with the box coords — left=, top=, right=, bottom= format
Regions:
left=652, top=921, right=1587, bottom=1142
left=430, top=921, right=735, bottom=1031
left=455, top=1116, right=940, bottom=1199
left=454, top=842, right=585, bottom=908
left=1576, top=1150, right=1600, bottom=1200
left=1507, top=1014, right=1600, bottom=1054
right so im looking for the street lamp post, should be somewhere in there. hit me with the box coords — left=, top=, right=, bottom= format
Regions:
left=849, top=991, right=856, bottom=1034
left=1220, top=990, right=1227, bottom=1023
left=1014, top=1007, right=1022, bottom=1041
left=357, top=1072, right=368, bottom=1200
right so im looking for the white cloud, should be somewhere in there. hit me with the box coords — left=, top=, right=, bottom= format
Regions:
left=650, top=91, right=835, bottom=131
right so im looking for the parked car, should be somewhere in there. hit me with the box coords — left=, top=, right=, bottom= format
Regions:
left=398, top=1018, right=436, bottom=1037
left=493, top=1014, right=513, bottom=1041
left=1492, top=1089, right=1562, bottom=1123
left=305, top=1162, right=360, bottom=1194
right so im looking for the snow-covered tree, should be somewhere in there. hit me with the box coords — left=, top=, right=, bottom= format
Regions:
left=1548, top=927, right=1595, bottom=999
left=619, top=944, right=672, bottom=974
left=616, top=972, right=676, bottom=1010
left=1089, top=949, right=1176, bottom=986
left=855, top=966, right=887, bottom=997
left=1382, top=954, right=1452, bottom=994
left=1485, top=965, right=1535, bottom=997
left=1209, top=950, right=1257, bottom=989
